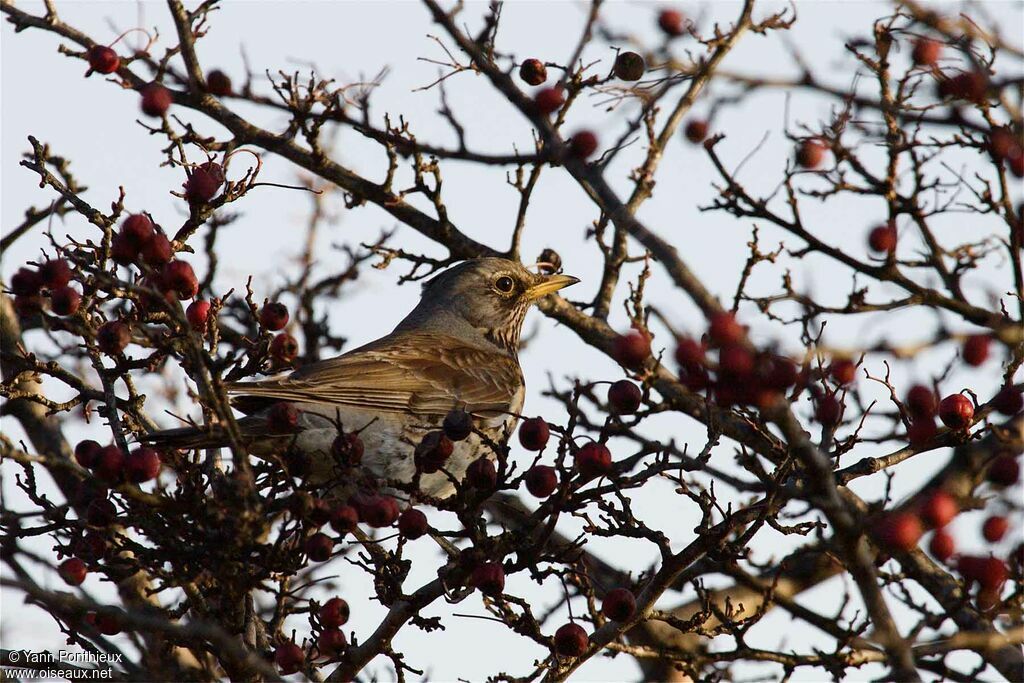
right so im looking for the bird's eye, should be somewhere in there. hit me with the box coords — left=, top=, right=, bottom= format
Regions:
left=494, top=276, right=515, bottom=293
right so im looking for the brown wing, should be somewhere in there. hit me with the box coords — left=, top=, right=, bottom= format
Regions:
left=225, top=330, right=523, bottom=418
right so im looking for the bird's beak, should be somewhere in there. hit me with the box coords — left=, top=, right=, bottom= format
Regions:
left=527, top=273, right=580, bottom=300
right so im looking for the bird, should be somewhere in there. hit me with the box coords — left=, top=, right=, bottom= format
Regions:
left=144, top=257, right=578, bottom=501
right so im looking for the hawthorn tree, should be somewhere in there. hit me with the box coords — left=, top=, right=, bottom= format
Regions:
left=1, top=1, right=1022, bottom=682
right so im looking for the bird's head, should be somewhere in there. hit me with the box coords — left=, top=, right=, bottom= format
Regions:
left=398, top=257, right=579, bottom=353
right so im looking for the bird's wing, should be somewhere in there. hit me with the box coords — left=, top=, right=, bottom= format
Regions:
left=225, top=331, right=523, bottom=418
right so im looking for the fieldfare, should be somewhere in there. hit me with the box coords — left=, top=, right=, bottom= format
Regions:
left=145, top=257, right=578, bottom=499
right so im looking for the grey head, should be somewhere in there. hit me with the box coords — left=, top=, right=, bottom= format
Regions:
left=394, top=257, right=579, bottom=354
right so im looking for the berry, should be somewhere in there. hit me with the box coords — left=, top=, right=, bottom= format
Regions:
left=919, top=490, right=958, bottom=528
left=121, top=214, right=155, bottom=248
left=761, top=355, right=798, bottom=390
left=525, top=465, right=558, bottom=498
left=267, top=402, right=299, bottom=433
left=140, top=232, right=172, bottom=266
left=989, top=127, right=1019, bottom=161
left=73, top=531, right=108, bottom=563
left=961, top=334, right=990, bottom=366
left=612, top=330, right=650, bottom=369
left=873, top=511, right=923, bottom=551
left=907, top=419, right=937, bottom=448
left=471, top=562, right=505, bottom=596
left=184, top=166, right=222, bottom=204
left=415, top=431, right=453, bottom=473
left=534, top=87, right=565, bottom=115
left=205, top=69, right=232, bottom=96
left=50, top=287, right=82, bottom=316
left=110, top=233, right=137, bottom=265
left=306, top=497, right=332, bottom=527
left=674, top=337, right=705, bottom=367
left=87, top=45, right=120, bottom=74
left=815, top=395, right=842, bottom=426
left=602, top=588, right=636, bottom=622
left=443, top=408, right=473, bottom=441
left=59, top=557, right=88, bottom=586
left=10, top=267, right=42, bottom=296
left=39, top=258, right=72, bottom=289
left=466, top=457, right=498, bottom=489
left=398, top=508, right=429, bottom=539
left=519, top=59, right=547, bottom=86
left=318, top=597, right=350, bottom=627
left=74, top=440, right=102, bottom=469
left=270, top=333, right=299, bottom=364
left=613, top=52, right=645, bottom=81
left=95, top=445, right=126, bottom=482
left=575, top=442, right=612, bottom=479
left=992, top=385, right=1023, bottom=415
left=274, top=643, right=304, bottom=675
left=259, top=302, right=290, bottom=331
left=959, top=555, right=1008, bottom=592
left=13, top=294, right=43, bottom=318
left=941, top=70, right=988, bottom=102
left=126, top=447, right=161, bottom=483
left=608, top=380, right=642, bottom=414
left=186, top=300, right=211, bottom=331
left=330, top=431, right=364, bottom=467
left=305, top=532, right=333, bottom=562
left=906, top=384, right=937, bottom=419
left=1009, top=150, right=1024, bottom=178
left=86, top=498, right=117, bottom=527
left=93, top=612, right=122, bottom=636
left=568, top=130, right=599, bottom=160
left=982, top=516, right=1008, bottom=543
left=161, top=260, right=199, bottom=299
left=518, top=417, right=550, bottom=451
left=329, top=504, right=359, bottom=535
left=719, top=345, right=754, bottom=377
left=708, top=312, right=744, bottom=346
left=361, top=495, right=400, bottom=528
left=316, top=629, right=346, bottom=658
left=140, top=83, right=172, bottom=116
left=796, top=139, right=827, bottom=169
left=868, top=223, right=897, bottom=254
left=830, top=359, right=857, bottom=385
left=684, top=119, right=708, bottom=144
left=929, top=530, right=955, bottom=562
left=911, top=38, right=941, bottom=66
left=938, top=394, right=974, bottom=429
left=657, top=9, right=685, bottom=37
left=553, top=623, right=588, bottom=657
left=988, top=455, right=1021, bottom=487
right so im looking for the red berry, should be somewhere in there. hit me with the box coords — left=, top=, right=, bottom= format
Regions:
left=608, top=380, right=642, bottom=414
left=919, top=490, right=958, bottom=528
left=873, top=511, right=923, bottom=551
left=602, top=588, right=636, bottom=622
left=95, top=445, right=126, bottom=482
left=110, top=233, right=137, bottom=265
left=97, top=320, right=130, bottom=355
left=471, top=561, right=505, bottom=596
left=140, top=83, right=172, bottom=117
left=306, top=497, right=332, bottom=526
left=519, top=58, right=548, bottom=86
left=868, top=223, right=897, bottom=254
left=13, top=294, right=43, bottom=317
left=929, top=530, right=955, bottom=562
left=93, top=612, right=122, bottom=636
left=911, top=38, right=941, bottom=66
left=613, top=52, right=645, bottom=81
left=708, top=312, right=744, bottom=346
left=87, top=45, right=120, bottom=74
left=657, top=9, right=685, bottom=37
left=987, top=454, right=1020, bottom=486
left=906, top=384, right=937, bottom=419
left=73, top=531, right=108, bottom=563
left=414, top=431, right=453, bottom=473
left=58, top=557, right=88, bottom=586
left=10, top=267, right=42, bottom=296
left=50, top=286, right=82, bottom=316
left=205, top=69, right=232, bottom=96
left=961, top=334, right=991, bottom=366
left=553, top=623, right=588, bottom=657
left=525, top=465, right=558, bottom=498
left=329, top=504, right=360, bottom=535
left=761, top=354, right=798, bottom=390
left=39, top=258, right=72, bottom=289
left=989, top=127, right=1019, bottom=161
left=575, top=442, right=612, bottom=479
left=534, top=87, right=565, bottom=115
left=361, top=495, right=400, bottom=528
left=270, top=332, right=299, bottom=364
left=719, top=345, right=754, bottom=377
left=982, top=516, right=1009, bottom=543
left=121, top=214, right=154, bottom=248
left=330, top=431, right=364, bottom=467
left=612, top=330, right=650, bottom=369
left=184, top=166, right=222, bottom=204
left=443, top=408, right=473, bottom=441
left=938, top=393, right=974, bottom=429
left=316, top=628, right=346, bottom=658
left=568, top=130, right=599, bottom=160
left=75, top=440, right=102, bottom=469
left=941, top=70, right=988, bottom=103
left=186, top=300, right=211, bottom=331
left=815, top=395, right=842, bottom=426
left=795, top=139, right=827, bottom=169
left=992, top=385, right=1023, bottom=415
left=274, top=643, right=304, bottom=675
left=161, top=260, right=199, bottom=299
left=305, top=532, right=334, bottom=562
left=267, top=402, right=299, bottom=434
left=518, top=417, right=550, bottom=451
left=674, top=337, right=705, bottom=367
left=86, top=498, right=117, bottom=527
left=684, top=119, right=708, bottom=144
left=397, top=508, right=429, bottom=539
left=140, top=232, right=172, bottom=266
left=959, top=555, right=1008, bottom=592
left=126, top=447, right=161, bottom=483
left=830, top=359, right=857, bottom=385
left=260, top=302, right=289, bottom=331
left=906, top=418, right=937, bottom=448
left=318, top=597, right=350, bottom=627
left=1009, top=149, right=1024, bottom=178
left=466, top=457, right=498, bottom=489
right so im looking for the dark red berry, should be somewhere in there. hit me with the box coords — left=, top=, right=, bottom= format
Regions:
left=674, top=337, right=705, bottom=367
left=873, top=511, right=923, bottom=551
left=140, top=83, right=172, bottom=117
left=270, top=333, right=299, bottom=364
left=534, top=87, right=565, bottom=115
left=93, top=612, right=122, bottom=636
left=259, top=302, right=289, bottom=331
left=919, top=490, right=958, bottom=528
left=39, top=258, right=72, bottom=289
left=59, top=557, right=88, bottom=586
left=868, top=223, right=897, bottom=254
left=907, top=419, right=937, bottom=448
left=186, top=300, right=211, bottom=331
left=10, top=267, right=42, bottom=296
left=906, top=384, right=937, bottom=419
left=684, top=119, right=708, bottom=144
left=305, top=532, right=334, bottom=562
left=329, top=505, right=359, bottom=535
left=86, top=498, right=117, bottom=527
left=330, top=431, right=364, bottom=467
left=267, top=402, right=299, bottom=434
left=13, top=294, right=43, bottom=317
left=307, top=497, right=332, bottom=527
left=608, top=380, right=642, bottom=414
left=75, top=440, right=102, bottom=469
left=959, top=555, right=1008, bottom=592
left=95, top=445, right=125, bottom=482
left=361, top=495, right=400, bottom=528
left=398, top=507, right=429, bottom=539
left=161, top=260, right=199, bottom=299
left=575, top=442, right=612, bottom=479
left=657, top=9, right=685, bottom=37
left=184, top=167, right=222, bottom=204
left=708, top=312, right=744, bottom=346
left=97, top=320, right=130, bottom=355
left=443, top=408, right=473, bottom=441
left=121, top=214, right=154, bottom=248
left=126, top=447, right=161, bottom=483
left=941, top=70, right=988, bottom=102
left=568, top=130, right=599, bottom=160
left=938, top=394, right=974, bottom=429
left=205, top=69, right=232, bottom=96
left=415, top=431, right=453, bottom=473
left=140, top=232, right=172, bottom=266
left=319, top=597, right=350, bottom=627
left=466, top=457, right=498, bottom=489
left=796, top=139, right=827, bottom=169
left=614, top=52, right=645, bottom=81
left=602, top=588, right=636, bottom=622
left=830, top=359, right=857, bottom=385
left=274, top=643, right=304, bottom=675
left=929, top=529, right=955, bottom=562
left=471, top=561, right=505, bottom=596
left=987, top=455, right=1020, bottom=487
left=911, top=38, right=941, bottom=66
left=961, top=334, right=991, bottom=366
left=50, top=287, right=82, bottom=316
left=989, top=127, right=1019, bottom=161
left=553, top=623, right=588, bottom=657
left=316, top=628, right=346, bottom=658
left=87, top=45, right=120, bottom=74
left=519, top=58, right=548, bottom=86
left=110, top=233, right=137, bottom=265
left=982, top=516, right=1008, bottom=543
left=815, top=395, right=842, bottom=426
left=992, top=385, right=1023, bottom=415
left=719, top=344, right=754, bottom=377
left=525, top=465, right=557, bottom=498
left=518, top=417, right=550, bottom=451
left=612, top=330, right=650, bottom=369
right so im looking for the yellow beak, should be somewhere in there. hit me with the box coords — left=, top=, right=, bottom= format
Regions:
left=527, top=273, right=580, bottom=300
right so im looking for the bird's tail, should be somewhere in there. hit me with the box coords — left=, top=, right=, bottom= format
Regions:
left=140, top=416, right=267, bottom=450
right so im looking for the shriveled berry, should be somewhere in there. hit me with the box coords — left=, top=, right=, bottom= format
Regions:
left=329, top=504, right=359, bottom=535
left=415, top=431, right=453, bottom=473
left=518, top=417, right=550, bottom=451
left=75, top=440, right=102, bottom=469
left=553, top=623, right=588, bottom=657
left=612, top=330, right=650, bottom=369
left=466, top=457, right=498, bottom=489
left=608, top=380, right=642, bottom=414
left=330, top=430, right=364, bottom=467
left=471, top=562, right=505, bottom=596
left=602, top=588, right=636, bottom=622
left=938, top=393, right=974, bottom=429
left=684, top=119, right=708, bottom=144
left=270, top=333, right=299, bottom=364
left=51, top=287, right=82, bottom=316
left=519, top=58, right=548, bottom=86
left=307, top=498, right=332, bottom=527
left=534, top=87, right=565, bottom=115
left=186, top=300, right=211, bottom=331
left=305, top=532, right=334, bottom=562
left=613, top=52, right=645, bottom=81
left=575, top=442, right=612, bottom=479
left=59, top=557, right=88, bottom=586
left=398, top=508, right=429, bottom=539
left=961, top=334, right=991, bottom=366
left=87, top=45, right=120, bottom=74
left=260, top=302, right=289, bottom=331
left=274, top=643, right=304, bottom=675
left=873, top=511, right=923, bottom=551
left=319, top=597, right=350, bottom=627
left=126, top=447, right=161, bottom=483
left=205, top=69, right=232, bottom=96
left=443, top=408, right=473, bottom=441
left=267, top=402, right=299, bottom=433
left=161, top=260, right=199, bottom=299
left=140, top=83, right=172, bottom=116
